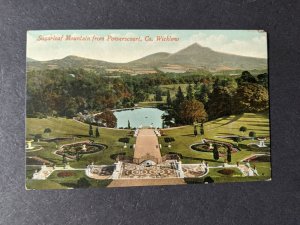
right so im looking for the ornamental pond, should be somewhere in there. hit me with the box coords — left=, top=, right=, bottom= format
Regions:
left=113, top=107, right=165, bottom=129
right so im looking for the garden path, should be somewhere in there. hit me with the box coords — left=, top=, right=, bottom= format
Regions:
left=134, top=129, right=162, bottom=163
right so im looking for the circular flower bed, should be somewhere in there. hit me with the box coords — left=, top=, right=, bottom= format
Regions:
left=57, top=171, right=75, bottom=177
left=57, top=142, right=107, bottom=159
left=247, top=144, right=270, bottom=152
left=244, top=155, right=270, bottom=163
left=217, top=169, right=235, bottom=175
left=191, top=143, right=229, bottom=154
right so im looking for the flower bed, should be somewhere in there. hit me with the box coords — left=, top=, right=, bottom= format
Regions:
left=57, top=171, right=75, bottom=177
left=217, top=169, right=235, bottom=175
left=56, top=142, right=107, bottom=158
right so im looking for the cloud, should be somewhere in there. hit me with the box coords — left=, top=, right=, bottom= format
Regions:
left=186, top=32, right=267, bottom=58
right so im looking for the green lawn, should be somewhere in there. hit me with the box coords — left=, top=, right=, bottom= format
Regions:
left=26, top=112, right=271, bottom=187
left=159, top=112, right=270, bottom=169
left=159, top=83, right=189, bottom=98
left=26, top=117, right=135, bottom=168
left=26, top=170, right=112, bottom=190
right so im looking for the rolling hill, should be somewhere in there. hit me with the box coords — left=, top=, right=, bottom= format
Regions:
left=27, top=43, right=267, bottom=72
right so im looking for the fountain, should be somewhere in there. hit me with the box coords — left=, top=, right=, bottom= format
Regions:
left=25, top=140, right=35, bottom=150
left=257, top=138, right=267, bottom=147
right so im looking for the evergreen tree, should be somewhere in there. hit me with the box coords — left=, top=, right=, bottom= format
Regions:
left=127, top=120, right=131, bottom=129
left=186, top=84, right=194, bottom=100
left=95, top=126, right=100, bottom=138
left=207, top=87, right=233, bottom=120
left=76, top=150, right=80, bottom=161
left=194, top=125, right=198, bottom=136
left=227, top=149, right=232, bottom=163
left=62, top=153, right=67, bottom=164
left=89, top=124, right=93, bottom=137
left=155, top=89, right=163, bottom=101
left=213, top=144, right=219, bottom=160
left=196, top=84, right=209, bottom=105
left=166, top=90, right=172, bottom=106
left=200, top=123, right=204, bottom=136
left=174, top=86, right=185, bottom=107
left=235, top=136, right=241, bottom=146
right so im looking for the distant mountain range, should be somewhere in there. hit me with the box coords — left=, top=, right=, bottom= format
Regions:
left=27, top=43, right=267, bottom=73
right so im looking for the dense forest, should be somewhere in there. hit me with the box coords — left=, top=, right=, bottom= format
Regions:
left=26, top=69, right=269, bottom=126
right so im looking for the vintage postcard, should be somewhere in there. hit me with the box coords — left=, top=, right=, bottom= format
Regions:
left=26, top=30, right=270, bottom=189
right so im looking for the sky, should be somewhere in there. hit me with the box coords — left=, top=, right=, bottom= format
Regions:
left=27, top=30, right=267, bottom=62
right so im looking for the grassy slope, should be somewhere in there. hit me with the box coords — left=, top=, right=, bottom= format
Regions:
left=26, top=170, right=112, bottom=190
left=159, top=112, right=270, bottom=173
left=26, top=117, right=135, bottom=167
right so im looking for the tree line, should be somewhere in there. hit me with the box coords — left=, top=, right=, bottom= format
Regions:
left=27, top=68, right=269, bottom=126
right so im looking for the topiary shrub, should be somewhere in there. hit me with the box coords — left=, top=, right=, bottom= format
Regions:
left=249, top=131, right=256, bottom=138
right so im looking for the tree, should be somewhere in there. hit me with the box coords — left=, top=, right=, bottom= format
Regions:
left=236, top=71, right=257, bottom=84
left=194, top=125, right=198, bottom=136
left=166, top=90, right=172, bottom=106
left=195, top=84, right=209, bottom=105
left=207, top=87, right=233, bottom=120
left=76, top=150, right=81, bottom=161
left=155, top=89, right=163, bottom=101
left=234, top=136, right=242, bottom=146
left=200, top=123, right=204, bottom=138
left=95, top=126, right=100, bottom=138
left=173, top=86, right=185, bottom=109
left=89, top=124, right=93, bottom=137
left=127, top=120, right=131, bottom=129
left=177, top=99, right=207, bottom=125
left=62, top=153, right=67, bottom=164
left=95, top=109, right=117, bottom=128
left=186, top=84, right=194, bottom=100
left=213, top=144, right=219, bottom=160
left=233, top=83, right=269, bottom=113
left=239, top=126, right=247, bottom=133
left=227, top=149, right=232, bottom=163
left=257, top=73, right=268, bottom=88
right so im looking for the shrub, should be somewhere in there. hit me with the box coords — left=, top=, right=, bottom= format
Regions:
left=119, top=137, right=130, bottom=143
left=164, top=137, right=175, bottom=143
left=34, top=134, right=42, bottom=142
left=249, top=131, right=256, bottom=138
left=239, top=126, right=247, bottom=133
left=44, top=128, right=52, bottom=133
